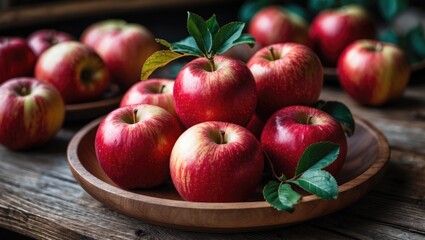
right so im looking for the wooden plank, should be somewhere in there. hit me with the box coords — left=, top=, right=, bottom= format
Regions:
left=0, top=0, right=231, bottom=30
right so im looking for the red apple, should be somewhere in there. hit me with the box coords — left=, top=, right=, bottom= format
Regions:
left=35, top=41, right=110, bottom=104
left=245, top=114, right=264, bottom=141
left=174, top=55, right=257, bottom=128
left=247, top=43, right=323, bottom=120
left=95, top=104, right=183, bottom=189
left=170, top=121, right=264, bottom=202
left=261, top=105, right=347, bottom=179
left=27, top=29, right=74, bottom=57
left=0, top=77, right=65, bottom=150
left=81, top=19, right=160, bottom=89
left=337, top=39, right=411, bottom=106
left=309, top=5, right=376, bottom=66
left=119, top=78, right=177, bottom=119
left=248, top=6, right=310, bottom=47
left=0, top=37, right=36, bottom=84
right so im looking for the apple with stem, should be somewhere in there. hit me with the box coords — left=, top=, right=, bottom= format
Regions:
left=81, top=19, right=160, bottom=89
left=35, top=41, right=110, bottom=104
left=309, top=4, right=376, bottom=66
left=0, top=77, right=65, bottom=150
left=170, top=121, right=264, bottom=202
left=261, top=105, right=348, bottom=179
left=0, top=37, right=36, bottom=84
left=95, top=104, right=183, bottom=189
left=120, top=78, right=178, bottom=119
left=27, top=29, right=74, bottom=57
left=247, top=43, right=323, bottom=121
left=337, top=39, right=411, bottom=106
left=141, top=12, right=257, bottom=128
left=249, top=5, right=310, bottom=47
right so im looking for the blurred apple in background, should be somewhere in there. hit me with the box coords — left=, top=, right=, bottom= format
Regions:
left=249, top=6, right=310, bottom=47
left=81, top=19, right=160, bottom=89
left=27, top=29, right=74, bottom=57
left=261, top=105, right=347, bottom=179
left=170, top=121, right=264, bottom=202
left=120, top=78, right=178, bottom=119
left=309, top=5, right=376, bottom=66
left=337, top=39, right=411, bottom=106
left=247, top=43, right=323, bottom=120
left=95, top=104, right=183, bottom=189
left=35, top=41, right=110, bottom=104
left=0, top=77, right=65, bottom=150
left=0, top=37, right=36, bottom=84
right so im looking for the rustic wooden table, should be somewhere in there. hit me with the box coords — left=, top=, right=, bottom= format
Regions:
left=1, top=1, right=425, bottom=239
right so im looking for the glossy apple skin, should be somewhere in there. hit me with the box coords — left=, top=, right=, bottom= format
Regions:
left=35, top=41, right=110, bottom=104
left=249, top=6, right=310, bottom=47
left=247, top=43, right=323, bottom=120
left=95, top=104, right=183, bottom=189
left=309, top=5, right=376, bottom=66
left=337, top=40, right=410, bottom=106
left=0, top=37, right=36, bottom=84
left=0, top=77, right=65, bottom=150
left=245, top=114, right=264, bottom=141
left=27, top=29, right=74, bottom=57
left=120, top=78, right=177, bottom=119
left=261, top=105, right=347, bottom=179
left=81, top=19, right=160, bottom=89
left=170, top=121, right=264, bottom=202
left=174, top=55, right=257, bottom=128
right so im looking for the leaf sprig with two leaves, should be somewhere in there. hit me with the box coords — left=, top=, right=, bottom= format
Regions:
left=141, top=12, right=256, bottom=80
left=264, top=100, right=355, bottom=212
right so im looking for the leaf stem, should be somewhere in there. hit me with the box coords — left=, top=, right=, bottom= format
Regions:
left=263, top=150, right=282, bottom=181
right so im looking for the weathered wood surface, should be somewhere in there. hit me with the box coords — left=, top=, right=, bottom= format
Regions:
left=1, top=1, right=425, bottom=238
left=0, top=82, right=424, bottom=239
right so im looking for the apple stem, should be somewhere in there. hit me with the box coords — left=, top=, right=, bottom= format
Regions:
left=220, top=130, right=226, bottom=144
left=376, top=42, right=383, bottom=52
left=133, top=108, right=138, bottom=124
left=307, top=116, right=313, bottom=125
left=159, top=85, right=166, bottom=94
left=21, top=87, right=28, bottom=96
left=209, top=58, right=216, bottom=71
left=269, top=47, right=277, bottom=61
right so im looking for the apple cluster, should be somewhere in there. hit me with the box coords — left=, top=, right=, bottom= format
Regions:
left=241, top=4, right=411, bottom=106
left=0, top=20, right=159, bottom=150
left=94, top=12, right=350, bottom=205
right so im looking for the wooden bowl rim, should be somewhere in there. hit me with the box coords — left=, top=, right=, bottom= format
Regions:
left=64, top=83, right=121, bottom=112
left=67, top=115, right=390, bottom=211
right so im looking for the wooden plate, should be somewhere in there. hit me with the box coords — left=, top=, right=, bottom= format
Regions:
left=67, top=116, right=389, bottom=232
left=65, top=84, right=122, bottom=122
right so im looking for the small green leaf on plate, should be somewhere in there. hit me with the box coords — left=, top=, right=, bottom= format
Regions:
left=314, top=100, right=355, bottom=136
left=291, top=169, right=338, bottom=200
left=294, top=141, right=340, bottom=176
left=141, top=50, right=191, bottom=80
left=263, top=181, right=301, bottom=212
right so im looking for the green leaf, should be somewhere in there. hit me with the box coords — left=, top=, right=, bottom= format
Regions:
left=232, top=34, right=256, bottom=48
left=187, top=12, right=212, bottom=54
left=285, top=4, right=310, bottom=21
left=212, top=22, right=245, bottom=54
left=206, top=14, right=220, bottom=36
left=294, top=142, right=340, bottom=176
left=171, top=36, right=204, bottom=55
left=378, top=0, right=408, bottom=22
left=141, top=50, right=191, bottom=80
left=263, top=181, right=301, bottom=212
left=406, top=25, right=425, bottom=59
left=155, top=38, right=172, bottom=49
left=291, top=169, right=338, bottom=200
left=308, top=0, right=336, bottom=13
left=238, top=0, right=275, bottom=23
left=378, top=28, right=401, bottom=46
left=314, top=100, right=355, bottom=137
